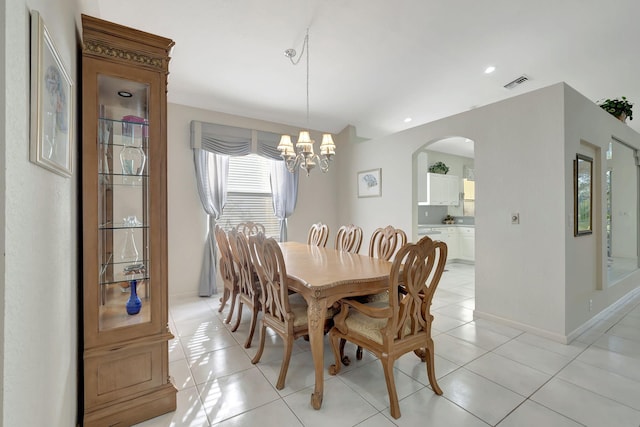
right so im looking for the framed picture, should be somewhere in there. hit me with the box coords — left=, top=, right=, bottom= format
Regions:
left=357, top=168, right=382, bottom=198
left=574, top=154, right=593, bottom=236
left=30, top=10, right=73, bottom=177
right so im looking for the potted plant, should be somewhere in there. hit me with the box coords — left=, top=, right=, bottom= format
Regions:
left=598, top=96, right=633, bottom=122
left=428, top=161, right=449, bottom=174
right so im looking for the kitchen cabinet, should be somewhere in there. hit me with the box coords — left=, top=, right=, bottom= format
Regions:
left=439, top=227, right=459, bottom=260
left=81, top=14, right=176, bottom=426
left=459, top=227, right=475, bottom=261
left=419, top=173, right=460, bottom=205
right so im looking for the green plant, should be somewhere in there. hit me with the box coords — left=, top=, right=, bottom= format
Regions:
left=598, top=96, right=633, bottom=121
left=428, top=161, right=449, bottom=174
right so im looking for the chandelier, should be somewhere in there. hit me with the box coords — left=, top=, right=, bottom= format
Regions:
left=277, top=28, right=336, bottom=176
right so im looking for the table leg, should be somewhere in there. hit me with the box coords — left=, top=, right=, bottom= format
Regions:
left=307, top=296, right=327, bottom=409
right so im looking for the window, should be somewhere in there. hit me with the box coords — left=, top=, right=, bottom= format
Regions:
left=217, top=154, right=281, bottom=239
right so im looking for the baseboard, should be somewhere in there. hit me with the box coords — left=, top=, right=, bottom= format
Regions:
left=565, top=286, right=640, bottom=342
left=474, top=286, right=640, bottom=344
left=473, top=310, right=569, bottom=343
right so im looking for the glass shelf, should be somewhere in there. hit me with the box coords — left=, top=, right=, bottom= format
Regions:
left=98, top=173, right=149, bottom=186
left=99, top=222, right=149, bottom=230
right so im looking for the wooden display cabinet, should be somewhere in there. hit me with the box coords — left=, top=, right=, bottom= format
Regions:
left=81, top=15, right=176, bottom=426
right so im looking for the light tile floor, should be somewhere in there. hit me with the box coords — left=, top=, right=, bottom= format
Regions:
left=135, top=263, right=640, bottom=426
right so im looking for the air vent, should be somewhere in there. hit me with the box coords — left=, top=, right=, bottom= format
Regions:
left=503, top=75, right=529, bottom=89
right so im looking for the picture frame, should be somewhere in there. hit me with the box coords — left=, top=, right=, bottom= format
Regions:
left=357, top=168, right=382, bottom=198
left=574, top=154, right=593, bottom=236
left=30, top=10, right=73, bottom=177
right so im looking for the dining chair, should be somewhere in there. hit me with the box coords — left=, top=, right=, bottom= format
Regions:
left=237, top=221, right=265, bottom=236
left=368, top=225, right=407, bottom=261
left=328, top=235, right=447, bottom=419
left=341, top=224, right=409, bottom=361
left=214, top=225, right=239, bottom=324
left=334, top=224, right=363, bottom=254
left=307, top=222, right=329, bottom=247
left=227, top=228, right=261, bottom=348
left=248, top=232, right=335, bottom=390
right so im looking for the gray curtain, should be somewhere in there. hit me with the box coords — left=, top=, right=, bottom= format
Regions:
left=193, top=148, right=229, bottom=296
left=191, top=121, right=298, bottom=295
left=270, top=160, right=298, bottom=241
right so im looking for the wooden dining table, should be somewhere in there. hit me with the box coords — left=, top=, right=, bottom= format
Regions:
left=278, top=241, right=392, bottom=410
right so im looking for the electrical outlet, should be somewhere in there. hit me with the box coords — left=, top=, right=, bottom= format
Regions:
left=589, top=299, right=593, bottom=312
left=511, top=213, right=520, bottom=224
left=424, top=211, right=428, bottom=217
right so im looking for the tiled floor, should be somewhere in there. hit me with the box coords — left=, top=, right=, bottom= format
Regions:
left=136, top=263, right=640, bottom=427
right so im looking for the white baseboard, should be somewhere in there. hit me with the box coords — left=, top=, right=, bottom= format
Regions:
left=474, top=286, right=640, bottom=344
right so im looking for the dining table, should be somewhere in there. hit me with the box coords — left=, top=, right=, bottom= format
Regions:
left=278, top=241, right=392, bottom=410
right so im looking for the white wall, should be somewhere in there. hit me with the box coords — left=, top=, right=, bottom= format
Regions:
left=3, top=1, right=79, bottom=426
left=563, top=84, right=640, bottom=336
left=167, top=103, right=340, bottom=296
left=338, top=82, right=640, bottom=342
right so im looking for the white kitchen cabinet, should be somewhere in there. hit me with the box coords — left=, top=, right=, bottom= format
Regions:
left=419, top=173, right=460, bottom=206
left=459, top=227, right=475, bottom=261
left=439, top=227, right=459, bottom=260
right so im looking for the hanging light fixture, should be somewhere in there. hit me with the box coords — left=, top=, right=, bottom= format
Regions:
left=278, top=28, right=336, bottom=176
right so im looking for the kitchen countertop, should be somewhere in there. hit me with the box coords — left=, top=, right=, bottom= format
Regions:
left=418, top=224, right=475, bottom=228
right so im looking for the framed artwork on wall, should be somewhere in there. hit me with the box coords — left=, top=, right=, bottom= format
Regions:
left=30, top=10, right=74, bottom=177
left=574, top=154, right=593, bottom=236
left=357, top=168, right=382, bottom=198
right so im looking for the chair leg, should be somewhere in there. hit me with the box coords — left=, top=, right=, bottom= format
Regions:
left=218, top=287, right=230, bottom=313
left=424, top=342, right=442, bottom=395
left=276, top=335, right=294, bottom=390
left=251, top=323, right=267, bottom=365
left=356, top=345, right=363, bottom=360
left=339, top=338, right=351, bottom=366
left=381, top=355, right=401, bottom=419
left=244, top=304, right=258, bottom=348
left=224, top=290, right=238, bottom=324
left=328, top=330, right=343, bottom=375
left=231, top=301, right=243, bottom=332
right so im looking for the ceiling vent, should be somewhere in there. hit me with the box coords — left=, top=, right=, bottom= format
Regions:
left=503, top=75, right=529, bottom=89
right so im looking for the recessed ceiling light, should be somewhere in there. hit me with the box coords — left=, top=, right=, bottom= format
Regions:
left=118, top=90, right=133, bottom=98
left=484, top=66, right=496, bottom=74
left=404, top=117, right=412, bottom=123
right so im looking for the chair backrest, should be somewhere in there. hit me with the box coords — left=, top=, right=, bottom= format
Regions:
left=228, top=228, right=259, bottom=298
left=248, top=232, right=290, bottom=324
left=387, top=235, right=447, bottom=342
left=335, top=224, right=363, bottom=254
left=307, top=222, right=329, bottom=247
left=368, top=225, right=407, bottom=261
left=214, top=225, right=236, bottom=285
left=237, top=221, right=266, bottom=236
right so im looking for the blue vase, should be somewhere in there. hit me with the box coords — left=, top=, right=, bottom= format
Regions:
left=126, top=279, right=142, bottom=315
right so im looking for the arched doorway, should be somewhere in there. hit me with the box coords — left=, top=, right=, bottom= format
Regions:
left=412, top=136, right=475, bottom=262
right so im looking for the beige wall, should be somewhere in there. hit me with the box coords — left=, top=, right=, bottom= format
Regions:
left=167, top=103, right=340, bottom=296
left=338, top=82, right=640, bottom=342
left=3, top=1, right=79, bottom=426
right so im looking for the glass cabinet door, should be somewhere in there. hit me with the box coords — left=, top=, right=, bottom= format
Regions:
left=97, top=74, right=151, bottom=330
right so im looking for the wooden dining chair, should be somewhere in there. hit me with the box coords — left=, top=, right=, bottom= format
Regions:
left=369, top=225, right=407, bottom=261
left=307, top=222, right=329, bottom=247
left=227, top=228, right=261, bottom=348
left=328, top=236, right=447, bottom=419
left=341, top=224, right=409, bottom=361
left=334, top=224, right=363, bottom=254
left=248, top=232, right=335, bottom=390
left=237, top=221, right=265, bottom=236
left=214, top=225, right=239, bottom=324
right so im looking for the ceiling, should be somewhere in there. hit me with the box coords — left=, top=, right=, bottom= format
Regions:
left=80, top=0, right=640, bottom=158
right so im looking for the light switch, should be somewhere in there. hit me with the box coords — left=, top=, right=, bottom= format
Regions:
left=511, top=213, right=520, bottom=224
